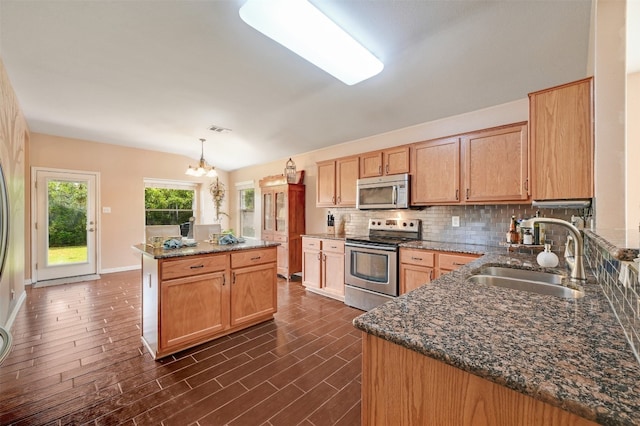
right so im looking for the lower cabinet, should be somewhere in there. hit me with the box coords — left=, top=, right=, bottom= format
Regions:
left=361, top=333, right=598, bottom=426
left=142, top=247, right=277, bottom=359
left=399, top=248, right=480, bottom=294
left=302, top=237, right=345, bottom=301
left=230, top=250, right=278, bottom=327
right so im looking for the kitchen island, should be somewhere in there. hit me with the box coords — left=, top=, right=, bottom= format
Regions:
left=133, top=240, right=279, bottom=359
left=354, top=247, right=640, bottom=425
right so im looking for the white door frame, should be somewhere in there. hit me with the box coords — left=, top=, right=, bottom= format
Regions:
left=31, top=167, right=101, bottom=284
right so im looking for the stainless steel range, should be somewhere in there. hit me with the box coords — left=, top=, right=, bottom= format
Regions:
left=345, top=218, right=421, bottom=311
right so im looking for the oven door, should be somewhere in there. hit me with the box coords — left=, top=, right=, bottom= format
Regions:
left=345, top=243, right=398, bottom=297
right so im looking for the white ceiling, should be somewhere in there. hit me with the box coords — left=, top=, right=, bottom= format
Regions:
left=0, top=0, right=593, bottom=171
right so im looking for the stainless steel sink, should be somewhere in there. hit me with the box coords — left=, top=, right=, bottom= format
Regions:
left=468, top=267, right=584, bottom=299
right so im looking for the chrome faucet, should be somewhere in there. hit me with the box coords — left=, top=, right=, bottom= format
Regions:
left=519, top=217, right=587, bottom=282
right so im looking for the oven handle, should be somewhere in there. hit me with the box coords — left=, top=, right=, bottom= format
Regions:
left=345, top=242, right=398, bottom=252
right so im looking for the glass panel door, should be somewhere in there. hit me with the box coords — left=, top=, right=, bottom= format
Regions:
left=275, top=189, right=286, bottom=233
left=263, top=191, right=274, bottom=232
left=35, top=170, right=97, bottom=282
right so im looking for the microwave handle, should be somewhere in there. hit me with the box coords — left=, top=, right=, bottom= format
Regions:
left=392, top=185, right=398, bottom=206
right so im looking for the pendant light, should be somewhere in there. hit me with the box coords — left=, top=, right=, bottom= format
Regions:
left=185, top=138, right=217, bottom=178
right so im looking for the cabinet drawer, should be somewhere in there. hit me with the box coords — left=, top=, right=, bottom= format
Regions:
left=274, top=234, right=288, bottom=243
left=231, top=248, right=277, bottom=268
left=161, top=254, right=228, bottom=281
left=303, top=237, right=321, bottom=250
left=439, top=253, right=479, bottom=271
left=400, top=249, right=435, bottom=267
left=321, top=239, right=344, bottom=254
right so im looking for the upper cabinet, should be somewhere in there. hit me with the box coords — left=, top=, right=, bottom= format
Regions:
left=462, top=123, right=529, bottom=203
left=316, top=156, right=359, bottom=207
left=411, top=137, right=461, bottom=204
left=412, top=122, right=529, bottom=205
left=360, top=146, right=410, bottom=178
left=529, top=77, right=594, bottom=200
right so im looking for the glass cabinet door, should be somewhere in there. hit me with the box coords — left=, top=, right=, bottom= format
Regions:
left=263, top=191, right=274, bottom=232
left=275, top=189, right=286, bottom=232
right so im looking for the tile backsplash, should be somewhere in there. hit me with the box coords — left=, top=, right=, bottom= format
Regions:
left=333, top=204, right=584, bottom=253
left=584, top=235, right=640, bottom=363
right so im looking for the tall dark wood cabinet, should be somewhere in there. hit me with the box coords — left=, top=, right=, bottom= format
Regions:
left=259, top=175, right=305, bottom=278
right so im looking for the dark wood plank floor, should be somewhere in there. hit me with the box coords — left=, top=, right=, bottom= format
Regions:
left=0, top=271, right=364, bottom=425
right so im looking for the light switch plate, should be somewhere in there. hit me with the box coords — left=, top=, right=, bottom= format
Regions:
left=452, top=216, right=460, bottom=227
left=102, top=207, right=111, bottom=213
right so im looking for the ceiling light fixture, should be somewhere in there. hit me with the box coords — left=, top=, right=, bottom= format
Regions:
left=185, top=138, right=217, bottom=178
left=239, top=0, right=384, bottom=85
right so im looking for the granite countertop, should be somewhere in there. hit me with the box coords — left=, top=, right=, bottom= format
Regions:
left=585, top=229, right=639, bottom=261
left=132, top=240, right=280, bottom=259
left=399, top=240, right=496, bottom=255
left=301, top=233, right=347, bottom=240
left=353, top=251, right=640, bottom=425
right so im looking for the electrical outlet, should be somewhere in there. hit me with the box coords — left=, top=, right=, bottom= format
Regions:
left=452, top=216, right=460, bottom=227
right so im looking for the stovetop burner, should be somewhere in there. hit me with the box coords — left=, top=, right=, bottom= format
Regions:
left=346, top=218, right=421, bottom=247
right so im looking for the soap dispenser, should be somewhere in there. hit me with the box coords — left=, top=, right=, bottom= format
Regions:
left=537, top=244, right=559, bottom=268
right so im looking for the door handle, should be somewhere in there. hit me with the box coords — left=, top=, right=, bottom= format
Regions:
left=87, top=228, right=95, bottom=232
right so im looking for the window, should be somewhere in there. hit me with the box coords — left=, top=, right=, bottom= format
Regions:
left=144, top=180, right=198, bottom=236
left=237, top=182, right=255, bottom=238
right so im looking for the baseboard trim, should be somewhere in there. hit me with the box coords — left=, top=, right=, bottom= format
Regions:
left=100, top=265, right=140, bottom=274
left=5, top=289, right=27, bottom=331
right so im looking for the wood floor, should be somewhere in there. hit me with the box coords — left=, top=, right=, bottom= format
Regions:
left=0, top=271, right=364, bottom=425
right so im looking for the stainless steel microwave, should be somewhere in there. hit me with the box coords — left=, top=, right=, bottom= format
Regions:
left=356, top=173, right=409, bottom=209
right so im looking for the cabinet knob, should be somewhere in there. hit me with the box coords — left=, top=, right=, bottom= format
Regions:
left=232, top=272, right=236, bottom=284
left=466, top=188, right=470, bottom=199
left=385, top=164, right=389, bottom=174
left=190, top=264, right=205, bottom=269
left=222, top=275, right=226, bottom=286
left=411, top=256, right=423, bottom=261
left=251, top=256, right=261, bottom=261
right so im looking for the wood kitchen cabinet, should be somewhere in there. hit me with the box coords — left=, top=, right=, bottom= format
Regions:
left=360, top=146, right=410, bottom=178
left=139, top=245, right=278, bottom=359
left=529, top=77, right=594, bottom=200
left=260, top=176, right=305, bottom=278
left=362, top=334, right=598, bottom=426
left=302, top=237, right=345, bottom=301
left=230, top=249, right=278, bottom=327
left=462, top=123, right=529, bottom=203
left=411, top=136, right=461, bottom=204
left=411, top=122, right=529, bottom=205
left=159, top=254, right=229, bottom=351
left=399, top=248, right=480, bottom=294
left=437, top=252, right=480, bottom=278
left=316, top=156, right=359, bottom=207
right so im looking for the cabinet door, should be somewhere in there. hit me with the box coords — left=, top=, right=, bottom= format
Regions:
left=231, top=263, right=277, bottom=327
left=412, top=137, right=460, bottom=204
left=360, top=151, right=383, bottom=178
left=384, top=146, right=410, bottom=175
left=400, top=264, right=434, bottom=294
left=529, top=78, right=593, bottom=200
left=160, top=271, right=228, bottom=350
left=276, top=241, right=289, bottom=277
left=336, top=156, right=359, bottom=207
left=302, top=249, right=322, bottom=289
left=275, top=187, right=287, bottom=233
left=262, top=189, right=274, bottom=233
left=462, top=123, right=529, bottom=203
left=323, top=250, right=345, bottom=297
left=316, top=161, right=336, bottom=207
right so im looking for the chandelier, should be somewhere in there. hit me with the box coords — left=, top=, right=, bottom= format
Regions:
left=185, top=138, right=217, bottom=177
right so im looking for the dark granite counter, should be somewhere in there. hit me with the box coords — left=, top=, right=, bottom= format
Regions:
left=400, top=240, right=496, bottom=255
left=353, top=250, right=640, bottom=425
left=132, top=240, right=280, bottom=259
left=584, top=229, right=639, bottom=261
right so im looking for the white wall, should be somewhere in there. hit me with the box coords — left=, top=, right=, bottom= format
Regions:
left=628, top=72, right=640, bottom=230
left=594, top=0, right=626, bottom=229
